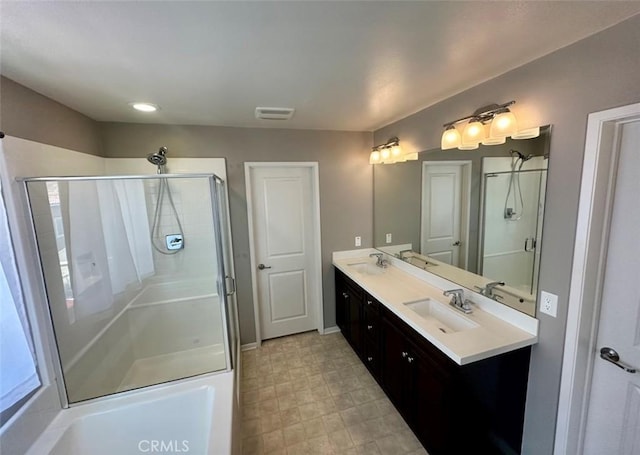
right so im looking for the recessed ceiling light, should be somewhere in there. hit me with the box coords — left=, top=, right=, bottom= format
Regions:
left=129, top=102, right=159, bottom=112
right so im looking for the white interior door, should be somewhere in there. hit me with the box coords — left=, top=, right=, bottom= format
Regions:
left=246, top=164, right=321, bottom=341
left=420, top=163, right=462, bottom=266
left=582, top=120, right=640, bottom=454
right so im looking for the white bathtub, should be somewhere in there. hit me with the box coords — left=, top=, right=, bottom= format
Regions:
left=26, top=373, right=237, bottom=455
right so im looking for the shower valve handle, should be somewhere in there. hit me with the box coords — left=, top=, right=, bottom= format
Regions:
left=258, top=264, right=272, bottom=270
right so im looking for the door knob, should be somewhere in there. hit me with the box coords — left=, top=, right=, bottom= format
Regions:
left=258, top=263, right=272, bottom=270
left=452, top=241, right=461, bottom=246
left=600, top=347, right=637, bottom=373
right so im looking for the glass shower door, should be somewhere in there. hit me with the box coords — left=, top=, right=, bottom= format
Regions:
left=24, top=175, right=231, bottom=405
left=481, top=169, right=547, bottom=295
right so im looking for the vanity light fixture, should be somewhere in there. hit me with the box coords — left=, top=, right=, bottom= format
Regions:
left=441, top=100, right=539, bottom=151
left=369, top=137, right=417, bottom=165
left=130, top=102, right=159, bottom=113
left=462, top=119, right=486, bottom=146
left=489, top=109, right=518, bottom=138
left=441, top=125, right=461, bottom=150
left=511, top=126, right=541, bottom=140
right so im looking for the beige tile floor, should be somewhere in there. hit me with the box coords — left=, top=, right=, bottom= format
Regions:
left=241, top=331, right=429, bottom=455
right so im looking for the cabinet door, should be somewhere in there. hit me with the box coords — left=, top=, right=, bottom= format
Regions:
left=335, top=272, right=349, bottom=334
left=380, top=313, right=410, bottom=409
left=411, top=348, right=454, bottom=454
left=347, top=287, right=363, bottom=355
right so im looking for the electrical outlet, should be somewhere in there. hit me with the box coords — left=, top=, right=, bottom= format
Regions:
left=355, top=236, right=361, bottom=247
left=386, top=233, right=392, bottom=244
left=540, top=290, right=558, bottom=317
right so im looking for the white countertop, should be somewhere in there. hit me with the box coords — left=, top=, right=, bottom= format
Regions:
left=333, top=249, right=538, bottom=365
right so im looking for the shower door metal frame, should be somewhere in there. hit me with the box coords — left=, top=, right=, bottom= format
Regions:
left=209, top=174, right=235, bottom=373
left=19, top=173, right=235, bottom=408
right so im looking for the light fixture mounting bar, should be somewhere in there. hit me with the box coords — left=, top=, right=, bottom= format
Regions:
left=443, top=101, right=515, bottom=127
left=372, top=136, right=399, bottom=151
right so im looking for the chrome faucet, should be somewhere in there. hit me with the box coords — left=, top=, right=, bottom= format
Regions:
left=443, top=288, right=473, bottom=314
left=369, top=252, right=388, bottom=268
left=474, top=281, right=505, bottom=300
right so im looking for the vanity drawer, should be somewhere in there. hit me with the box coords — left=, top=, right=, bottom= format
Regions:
left=364, top=293, right=380, bottom=313
left=363, top=339, right=380, bottom=377
left=363, top=307, right=380, bottom=342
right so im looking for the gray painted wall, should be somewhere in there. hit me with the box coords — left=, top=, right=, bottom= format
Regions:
left=374, top=14, right=640, bottom=454
left=100, top=123, right=373, bottom=345
left=0, top=76, right=103, bottom=156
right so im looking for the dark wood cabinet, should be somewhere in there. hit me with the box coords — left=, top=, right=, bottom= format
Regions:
left=381, top=305, right=481, bottom=454
left=335, top=269, right=364, bottom=354
left=335, top=268, right=530, bottom=455
left=362, top=294, right=381, bottom=377
left=335, top=276, right=348, bottom=334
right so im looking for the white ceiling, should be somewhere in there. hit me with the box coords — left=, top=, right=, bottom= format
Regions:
left=2, top=1, right=639, bottom=131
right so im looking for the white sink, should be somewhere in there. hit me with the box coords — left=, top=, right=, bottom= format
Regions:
left=404, top=299, right=479, bottom=333
left=347, top=261, right=386, bottom=276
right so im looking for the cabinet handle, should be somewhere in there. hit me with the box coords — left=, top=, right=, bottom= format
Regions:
left=367, top=356, right=373, bottom=362
left=407, top=356, right=414, bottom=363
left=342, top=292, right=349, bottom=299
left=402, top=351, right=408, bottom=358
left=367, top=325, right=373, bottom=330
left=367, top=300, right=373, bottom=305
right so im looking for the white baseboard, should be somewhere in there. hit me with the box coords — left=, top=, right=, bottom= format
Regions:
left=241, top=342, right=257, bottom=351
left=322, top=326, right=341, bottom=335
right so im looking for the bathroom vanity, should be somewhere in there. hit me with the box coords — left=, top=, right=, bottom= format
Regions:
left=333, top=251, right=538, bottom=455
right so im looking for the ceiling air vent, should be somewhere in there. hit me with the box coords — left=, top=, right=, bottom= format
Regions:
left=255, top=107, right=295, bottom=120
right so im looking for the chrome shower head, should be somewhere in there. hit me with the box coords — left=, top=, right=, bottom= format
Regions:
left=147, top=147, right=168, bottom=166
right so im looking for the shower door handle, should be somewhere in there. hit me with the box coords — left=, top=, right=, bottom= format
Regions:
left=525, top=238, right=537, bottom=252
left=258, top=264, right=272, bottom=270
left=225, top=275, right=236, bottom=296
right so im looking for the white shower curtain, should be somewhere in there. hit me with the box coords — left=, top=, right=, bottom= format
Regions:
left=0, top=180, right=40, bottom=412
left=112, top=180, right=155, bottom=282
left=97, top=180, right=154, bottom=294
left=67, top=179, right=154, bottom=319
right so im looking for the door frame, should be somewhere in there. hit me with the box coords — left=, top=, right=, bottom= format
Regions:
left=244, top=162, right=324, bottom=347
left=420, top=160, right=472, bottom=268
left=555, top=102, right=640, bottom=454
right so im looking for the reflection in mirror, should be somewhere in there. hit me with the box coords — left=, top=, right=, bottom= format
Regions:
left=373, top=126, right=550, bottom=316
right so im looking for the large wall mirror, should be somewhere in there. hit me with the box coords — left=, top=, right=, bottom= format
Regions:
left=373, top=126, right=551, bottom=316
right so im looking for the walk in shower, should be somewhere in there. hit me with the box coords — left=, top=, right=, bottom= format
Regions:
left=480, top=155, right=548, bottom=295
left=22, top=173, right=236, bottom=405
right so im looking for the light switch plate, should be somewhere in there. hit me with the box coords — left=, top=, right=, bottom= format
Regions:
left=355, top=236, right=361, bottom=247
left=540, top=290, right=558, bottom=317
left=386, top=233, right=392, bottom=244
